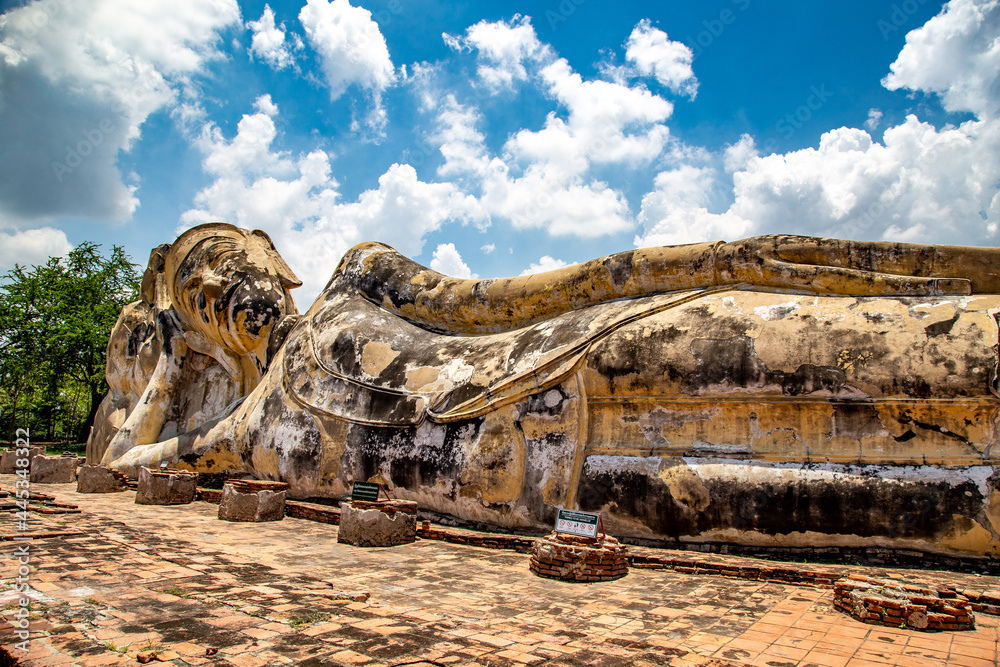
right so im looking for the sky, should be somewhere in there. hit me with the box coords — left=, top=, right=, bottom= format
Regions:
left=1, top=0, right=998, bottom=306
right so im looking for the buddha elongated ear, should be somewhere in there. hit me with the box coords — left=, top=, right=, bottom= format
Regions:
left=140, top=244, right=172, bottom=308
left=251, top=229, right=302, bottom=289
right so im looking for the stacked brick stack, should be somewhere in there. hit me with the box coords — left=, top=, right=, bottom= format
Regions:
left=226, top=479, right=289, bottom=493
left=962, top=589, right=1000, bottom=616
left=530, top=532, right=629, bottom=582
left=833, top=576, right=975, bottom=631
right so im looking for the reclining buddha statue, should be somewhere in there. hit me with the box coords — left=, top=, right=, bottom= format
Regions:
left=88, top=223, right=1000, bottom=557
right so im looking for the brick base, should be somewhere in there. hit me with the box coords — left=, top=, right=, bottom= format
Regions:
left=530, top=532, right=629, bottom=582
left=833, top=576, right=975, bottom=631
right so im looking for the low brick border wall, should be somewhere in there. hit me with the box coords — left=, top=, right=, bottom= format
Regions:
left=630, top=553, right=839, bottom=587
left=833, top=576, right=975, bottom=631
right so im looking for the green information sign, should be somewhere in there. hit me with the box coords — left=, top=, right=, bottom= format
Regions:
left=351, top=481, right=383, bottom=502
left=554, top=509, right=602, bottom=539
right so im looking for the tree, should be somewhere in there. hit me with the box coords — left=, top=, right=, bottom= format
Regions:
left=0, top=243, right=139, bottom=442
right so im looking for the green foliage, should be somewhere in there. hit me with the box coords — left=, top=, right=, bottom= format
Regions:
left=0, top=242, right=139, bottom=442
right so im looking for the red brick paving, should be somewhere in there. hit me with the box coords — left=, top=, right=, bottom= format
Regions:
left=0, top=476, right=996, bottom=666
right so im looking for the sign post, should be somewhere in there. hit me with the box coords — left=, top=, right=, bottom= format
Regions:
left=554, top=509, right=604, bottom=541
left=350, top=481, right=389, bottom=502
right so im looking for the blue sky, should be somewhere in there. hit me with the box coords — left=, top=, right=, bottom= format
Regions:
left=1, top=0, right=998, bottom=305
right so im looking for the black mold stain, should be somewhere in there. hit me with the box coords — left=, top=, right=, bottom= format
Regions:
left=602, top=251, right=634, bottom=289
left=925, top=314, right=960, bottom=338
left=126, top=320, right=154, bottom=357
left=523, top=387, right=569, bottom=418
left=683, top=337, right=850, bottom=396
left=342, top=420, right=479, bottom=492
left=577, top=462, right=986, bottom=540
left=586, top=325, right=687, bottom=388
left=896, top=413, right=979, bottom=453
left=830, top=400, right=885, bottom=440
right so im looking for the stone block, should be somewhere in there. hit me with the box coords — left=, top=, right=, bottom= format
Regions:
left=76, top=465, right=129, bottom=493
left=337, top=500, right=417, bottom=547
left=135, top=466, right=197, bottom=505
left=29, top=455, right=78, bottom=484
left=218, top=482, right=286, bottom=522
left=0, top=447, right=45, bottom=474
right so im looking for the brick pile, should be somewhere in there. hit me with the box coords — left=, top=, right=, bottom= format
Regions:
left=530, top=532, right=629, bottom=582
left=962, top=589, right=1000, bottom=616
left=833, top=576, right=975, bottom=631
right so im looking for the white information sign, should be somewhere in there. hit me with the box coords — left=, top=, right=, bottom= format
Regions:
left=554, top=509, right=601, bottom=539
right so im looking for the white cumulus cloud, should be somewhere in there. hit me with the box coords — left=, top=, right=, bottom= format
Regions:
left=431, top=17, right=686, bottom=240
left=444, top=14, right=552, bottom=91
left=883, top=0, right=1000, bottom=119
left=624, top=19, right=697, bottom=98
left=181, top=97, right=487, bottom=305
left=0, top=227, right=74, bottom=273
left=247, top=4, right=298, bottom=70
left=638, top=0, right=1000, bottom=248
left=299, top=0, right=395, bottom=135
left=430, top=243, right=478, bottom=279
left=0, top=0, right=240, bottom=227
left=520, top=255, right=568, bottom=276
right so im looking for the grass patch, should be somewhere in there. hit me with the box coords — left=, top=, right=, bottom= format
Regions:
left=288, top=611, right=331, bottom=628
left=158, top=586, right=191, bottom=599
left=45, top=442, right=87, bottom=456
left=103, top=641, right=129, bottom=653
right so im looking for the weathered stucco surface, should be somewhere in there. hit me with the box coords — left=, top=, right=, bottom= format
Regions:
left=90, top=224, right=1000, bottom=557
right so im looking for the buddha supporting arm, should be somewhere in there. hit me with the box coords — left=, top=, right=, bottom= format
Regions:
left=331, top=235, right=999, bottom=335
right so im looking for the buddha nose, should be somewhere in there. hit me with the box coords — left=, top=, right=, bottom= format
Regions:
left=225, top=274, right=287, bottom=338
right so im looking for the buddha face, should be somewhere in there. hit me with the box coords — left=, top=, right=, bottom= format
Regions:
left=168, top=226, right=300, bottom=364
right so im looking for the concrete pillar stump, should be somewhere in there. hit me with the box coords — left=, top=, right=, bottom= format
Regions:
left=218, top=480, right=288, bottom=522
left=135, top=466, right=197, bottom=505
left=530, top=532, right=629, bottom=582
left=29, top=455, right=78, bottom=484
left=76, top=465, right=129, bottom=493
left=337, top=500, right=417, bottom=547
